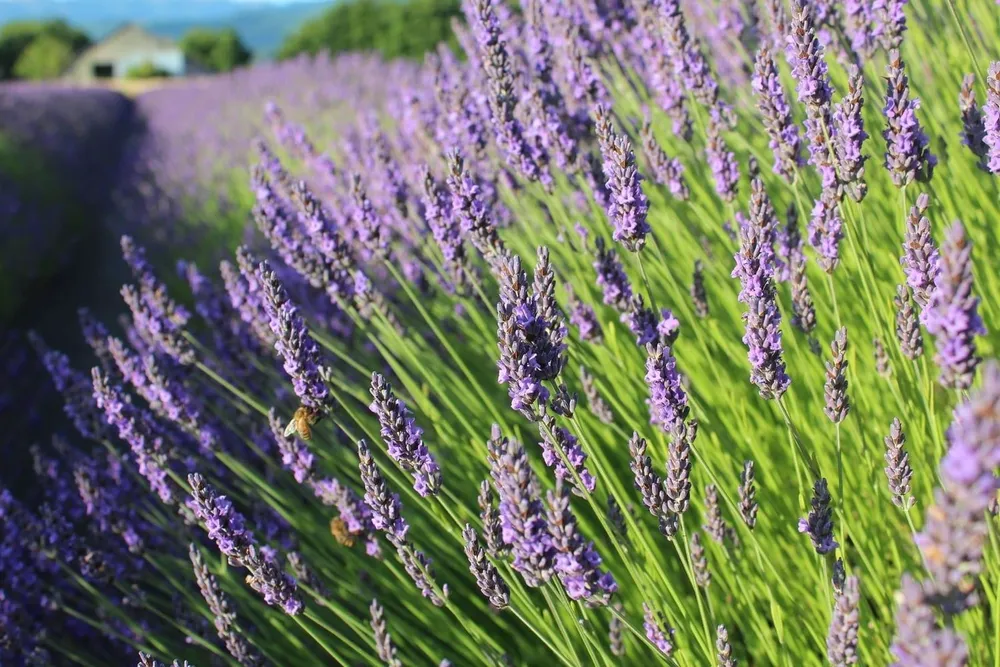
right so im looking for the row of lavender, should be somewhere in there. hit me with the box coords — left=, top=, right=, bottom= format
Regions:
left=5, top=0, right=1000, bottom=664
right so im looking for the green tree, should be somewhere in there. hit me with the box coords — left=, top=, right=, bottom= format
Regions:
left=278, top=0, right=461, bottom=61
left=180, top=27, right=252, bottom=72
left=0, top=20, right=90, bottom=79
left=12, top=33, right=75, bottom=80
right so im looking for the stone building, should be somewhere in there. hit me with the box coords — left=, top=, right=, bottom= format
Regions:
left=64, top=23, right=206, bottom=82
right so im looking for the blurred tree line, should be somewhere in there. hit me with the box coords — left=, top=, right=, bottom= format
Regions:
left=278, top=0, right=462, bottom=61
left=0, top=20, right=91, bottom=80
left=0, top=21, right=251, bottom=81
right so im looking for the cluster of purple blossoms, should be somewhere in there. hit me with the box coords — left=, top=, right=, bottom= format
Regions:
left=732, top=180, right=790, bottom=399
left=593, top=105, right=651, bottom=251
left=593, top=237, right=633, bottom=311
left=257, top=261, right=332, bottom=412
left=31, top=335, right=108, bottom=442
left=91, top=369, right=174, bottom=504
left=644, top=343, right=690, bottom=436
left=187, top=473, right=304, bottom=615
left=984, top=62, right=1000, bottom=174
left=643, top=603, right=675, bottom=657
left=899, top=193, right=939, bottom=308
left=495, top=252, right=566, bottom=419
left=798, top=478, right=838, bottom=554
left=369, top=372, right=442, bottom=497
left=546, top=488, right=617, bottom=605
left=923, top=222, right=985, bottom=390
left=752, top=46, right=802, bottom=182
left=883, top=51, right=936, bottom=187
left=538, top=415, right=596, bottom=494
left=446, top=151, right=506, bottom=264
left=872, top=0, right=908, bottom=52
left=221, top=248, right=278, bottom=350
left=420, top=166, right=468, bottom=290
left=958, top=74, right=990, bottom=171
left=635, top=3, right=692, bottom=140
left=639, top=114, right=689, bottom=199
left=704, top=106, right=741, bottom=202
left=487, top=425, right=555, bottom=587
left=565, top=283, right=602, bottom=343
left=834, top=66, right=869, bottom=202
left=809, top=191, right=844, bottom=274
left=357, top=440, right=410, bottom=547
left=467, top=0, right=548, bottom=185
left=786, top=1, right=838, bottom=194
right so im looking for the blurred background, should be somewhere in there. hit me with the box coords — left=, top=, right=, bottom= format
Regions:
left=0, top=0, right=460, bottom=490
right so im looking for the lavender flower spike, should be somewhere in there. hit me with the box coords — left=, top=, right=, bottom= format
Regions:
left=752, top=45, right=802, bottom=182
left=883, top=418, right=914, bottom=509
left=704, top=106, right=740, bottom=203
left=370, top=599, right=402, bottom=667
left=985, top=62, right=1000, bottom=174
left=546, top=488, right=617, bottom=606
left=798, top=478, right=838, bottom=554
left=643, top=603, right=675, bottom=657
left=958, top=73, right=989, bottom=170
left=357, top=440, right=409, bottom=546
left=538, top=415, right=595, bottom=495
left=899, top=193, right=938, bottom=308
left=890, top=575, right=969, bottom=665
left=369, top=373, right=441, bottom=497
left=834, top=66, right=869, bottom=202
left=923, top=222, right=985, bottom=391
left=593, top=105, right=651, bottom=252
left=733, top=181, right=790, bottom=400
left=644, top=343, right=689, bottom=436
left=824, top=327, right=850, bottom=424
left=914, top=361, right=1000, bottom=614
left=462, top=524, right=510, bottom=609
left=883, top=50, right=936, bottom=187
left=257, top=261, right=331, bottom=412
left=809, top=190, right=844, bottom=274
left=894, top=285, right=924, bottom=360
left=827, top=575, right=861, bottom=666
left=640, top=115, right=689, bottom=199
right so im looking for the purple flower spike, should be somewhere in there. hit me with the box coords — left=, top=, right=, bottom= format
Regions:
left=883, top=51, right=936, bottom=187
left=594, top=106, right=651, bottom=252
left=644, top=343, right=689, bottom=436
left=357, top=440, right=409, bottom=547
left=188, top=473, right=304, bottom=615
left=891, top=574, right=969, bottom=666
left=733, top=181, right=790, bottom=399
left=538, top=415, right=595, bottom=495
left=899, top=193, right=939, bottom=308
left=984, top=62, right=1000, bottom=174
left=914, top=362, right=1000, bottom=614
left=495, top=252, right=566, bottom=419
left=834, top=66, right=869, bottom=202
left=923, top=222, right=985, bottom=391
left=787, top=1, right=839, bottom=194
left=546, top=488, right=616, bottom=606
left=257, top=261, right=331, bottom=412
left=92, top=369, right=174, bottom=504
left=872, top=0, right=908, bottom=52
left=809, top=190, right=844, bottom=274
left=643, top=603, right=675, bottom=657
left=487, top=425, right=555, bottom=587
left=958, top=74, right=989, bottom=171
left=704, top=106, right=740, bottom=203
left=593, top=237, right=634, bottom=312
left=565, top=283, right=602, bottom=343
left=369, top=372, right=442, bottom=497
left=640, top=115, right=689, bottom=199
left=752, top=46, right=803, bottom=182
left=798, top=478, right=838, bottom=554
left=827, top=576, right=861, bottom=667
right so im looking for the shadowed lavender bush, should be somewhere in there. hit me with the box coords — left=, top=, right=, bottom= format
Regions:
left=6, top=0, right=1000, bottom=665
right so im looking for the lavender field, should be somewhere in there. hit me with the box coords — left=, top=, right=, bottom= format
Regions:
left=3, top=0, right=1000, bottom=665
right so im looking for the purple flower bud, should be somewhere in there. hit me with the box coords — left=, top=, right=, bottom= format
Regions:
left=899, top=192, right=938, bottom=308
left=739, top=460, right=759, bottom=529
left=369, top=599, right=402, bottom=667
left=463, top=524, right=510, bottom=609
left=827, top=575, right=860, bottom=667
left=538, top=415, right=595, bottom=494
left=752, top=46, right=803, bottom=182
left=593, top=237, right=633, bottom=312
left=883, top=51, right=936, bottom=187
left=369, top=372, right=442, bottom=497
left=594, top=105, right=651, bottom=251
left=258, top=261, right=331, bottom=411
left=798, top=478, right=838, bottom=554
left=958, top=73, right=990, bottom=171
left=643, top=603, right=675, bottom=657
left=357, top=440, right=409, bottom=546
left=984, top=62, right=1000, bottom=174
left=884, top=418, right=914, bottom=509
left=824, top=327, right=850, bottom=424
left=923, top=222, right=985, bottom=390
left=834, top=66, right=869, bottom=202
left=891, top=574, right=969, bottom=665
left=546, top=488, right=616, bottom=605
left=644, top=343, right=689, bottom=436
left=640, top=115, right=689, bottom=199
left=809, top=190, right=844, bottom=274
left=894, top=284, right=923, bottom=360
left=704, top=106, right=740, bottom=203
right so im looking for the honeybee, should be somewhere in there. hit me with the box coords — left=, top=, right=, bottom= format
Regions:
left=330, top=517, right=357, bottom=547
left=284, top=405, right=323, bottom=441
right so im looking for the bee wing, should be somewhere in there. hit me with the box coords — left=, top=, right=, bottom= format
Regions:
left=283, top=417, right=299, bottom=438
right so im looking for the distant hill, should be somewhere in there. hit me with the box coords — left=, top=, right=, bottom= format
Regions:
left=0, top=0, right=330, bottom=58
